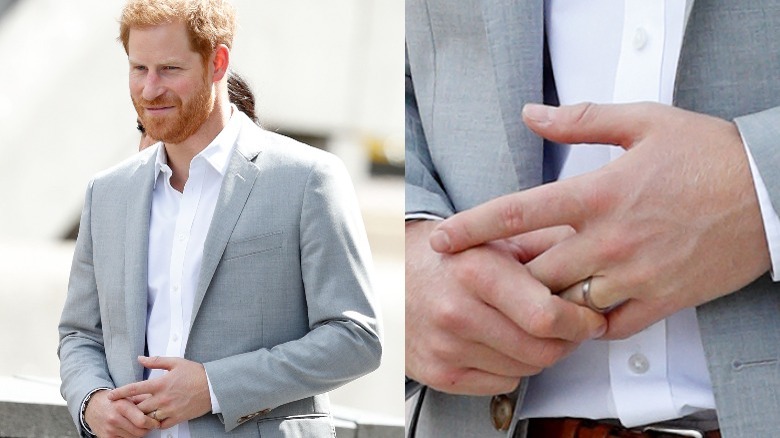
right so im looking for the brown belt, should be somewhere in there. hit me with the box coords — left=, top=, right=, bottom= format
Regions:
left=525, top=418, right=721, bottom=438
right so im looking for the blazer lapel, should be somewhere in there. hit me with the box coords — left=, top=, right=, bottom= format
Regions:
left=481, top=0, right=545, bottom=189
left=124, top=150, right=156, bottom=382
left=189, top=128, right=261, bottom=332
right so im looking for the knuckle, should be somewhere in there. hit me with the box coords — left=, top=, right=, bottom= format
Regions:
left=456, top=251, right=498, bottom=298
left=596, top=231, right=630, bottom=264
left=581, top=181, right=614, bottom=214
left=428, top=338, right=461, bottom=363
left=431, top=299, right=467, bottom=331
left=571, top=102, right=599, bottom=127
left=499, top=200, right=526, bottom=235
left=452, top=253, right=479, bottom=286
left=623, top=267, right=648, bottom=292
left=526, top=303, right=562, bottom=338
left=107, top=413, right=121, bottom=426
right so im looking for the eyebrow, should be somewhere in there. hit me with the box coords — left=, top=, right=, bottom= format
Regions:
left=128, top=58, right=186, bottom=66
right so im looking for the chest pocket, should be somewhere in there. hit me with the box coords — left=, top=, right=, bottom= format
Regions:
left=223, top=230, right=283, bottom=261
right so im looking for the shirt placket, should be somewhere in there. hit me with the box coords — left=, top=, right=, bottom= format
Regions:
left=160, top=159, right=205, bottom=438
left=607, top=0, right=677, bottom=426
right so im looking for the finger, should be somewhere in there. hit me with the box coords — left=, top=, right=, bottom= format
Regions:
left=159, top=416, right=183, bottom=430
left=558, top=276, right=626, bottom=313
left=426, top=366, right=522, bottom=396
left=138, top=355, right=177, bottom=371
left=506, top=225, right=575, bottom=263
left=462, top=245, right=607, bottom=342
left=440, top=338, right=543, bottom=380
left=599, top=300, right=668, bottom=340
left=436, top=295, right=575, bottom=372
left=522, top=102, right=655, bottom=149
left=128, top=394, right=153, bottom=405
left=135, top=397, right=160, bottom=415
left=524, top=232, right=597, bottom=293
left=431, top=181, right=587, bottom=253
left=108, top=380, right=159, bottom=401
left=149, top=409, right=168, bottom=422
left=116, top=402, right=159, bottom=435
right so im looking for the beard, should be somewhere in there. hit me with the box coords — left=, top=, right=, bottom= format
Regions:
left=132, top=78, right=214, bottom=144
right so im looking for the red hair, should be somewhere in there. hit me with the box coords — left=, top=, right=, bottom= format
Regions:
left=119, top=0, right=236, bottom=63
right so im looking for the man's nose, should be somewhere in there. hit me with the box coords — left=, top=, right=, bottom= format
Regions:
left=141, top=71, right=165, bottom=101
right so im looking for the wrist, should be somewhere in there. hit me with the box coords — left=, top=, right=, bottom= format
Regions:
left=81, top=388, right=109, bottom=437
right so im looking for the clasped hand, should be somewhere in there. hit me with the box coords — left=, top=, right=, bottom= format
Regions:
left=407, top=102, right=770, bottom=395
left=86, top=356, right=212, bottom=437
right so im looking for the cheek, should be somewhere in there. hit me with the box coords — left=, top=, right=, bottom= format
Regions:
left=129, top=78, right=144, bottom=99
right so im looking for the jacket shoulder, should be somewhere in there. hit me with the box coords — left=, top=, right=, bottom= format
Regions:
left=242, top=126, right=346, bottom=175
left=91, top=144, right=156, bottom=184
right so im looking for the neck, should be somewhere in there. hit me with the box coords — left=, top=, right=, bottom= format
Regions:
left=164, top=96, right=231, bottom=191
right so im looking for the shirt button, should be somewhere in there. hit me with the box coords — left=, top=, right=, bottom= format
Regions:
left=178, top=233, right=186, bottom=241
left=628, top=353, right=650, bottom=374
left=632, top=27, right=648, bottom=50
left=167, top=434, right=173, bottom=438
left=172, top=333, right=179, bottom=342
left=172, top=285, right=180, bottom=292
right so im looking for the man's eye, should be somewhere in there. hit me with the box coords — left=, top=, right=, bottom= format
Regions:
left=163, top=66, right=179, bottom=70
left=136, top=122, right=146, bottom=134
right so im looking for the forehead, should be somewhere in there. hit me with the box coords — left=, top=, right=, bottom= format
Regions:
left=127, top=21, right=199, bottom=64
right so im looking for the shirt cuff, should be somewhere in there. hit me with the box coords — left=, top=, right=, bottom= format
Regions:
left=80, top=387, right=111, bottom=437
left=405, top=213, right=444, bottom=221
left=206, top=371, right=222, bottom=414
left=742, top=136, right=780, bottom=281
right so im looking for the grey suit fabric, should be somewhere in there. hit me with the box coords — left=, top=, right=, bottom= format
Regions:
left=406, top=1, right=780, bottom=437
left=58, top=111, right=382, bottom=438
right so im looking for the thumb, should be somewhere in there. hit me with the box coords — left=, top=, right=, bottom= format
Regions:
left=138, top=355, right=176, bottom=371
left=522, top=102, right=654, bottom=149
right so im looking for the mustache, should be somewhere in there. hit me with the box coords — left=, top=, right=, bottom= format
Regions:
left=134, top=95, right=180, bottom=108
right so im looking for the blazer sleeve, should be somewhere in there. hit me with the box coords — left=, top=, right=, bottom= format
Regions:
left=203, top=154, right=383, bottom=432
left=405, top=45, right=456, bottom=219
left=57, top=179, right=116, bottom=436
left=735, top=106, right=780, bottom=211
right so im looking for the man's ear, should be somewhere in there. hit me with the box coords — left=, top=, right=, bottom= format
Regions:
left=211, top=44, right=230, bottom=83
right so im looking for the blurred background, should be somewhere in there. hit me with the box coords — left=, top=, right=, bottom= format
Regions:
left=0, top=0, right=403, bottom=426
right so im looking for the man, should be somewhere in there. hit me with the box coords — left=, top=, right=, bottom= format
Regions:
left=58, top=1, right=381, bottom=437
left=406, top=1, right=780, bottom=437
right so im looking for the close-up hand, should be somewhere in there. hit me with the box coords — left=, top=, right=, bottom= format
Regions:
left=430, top=102, right=771, bottom=339
left=406, top=220, right=606, bottom=396
left=84, top=389, right=160, bottom=438
left=107, top=356, right=212, bottom=430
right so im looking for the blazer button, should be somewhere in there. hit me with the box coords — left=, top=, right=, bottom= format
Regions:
left=490, top=394, right=515, bottom=431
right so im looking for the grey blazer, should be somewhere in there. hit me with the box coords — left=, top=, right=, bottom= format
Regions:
left=58, top=111, right=382, bottom=437
left=406, top=1, right=780, bottom=437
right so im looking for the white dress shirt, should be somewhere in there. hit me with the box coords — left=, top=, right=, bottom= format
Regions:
left=519, top=0, right=780, bottom=427
left=145, top=106, right=241, bottom=438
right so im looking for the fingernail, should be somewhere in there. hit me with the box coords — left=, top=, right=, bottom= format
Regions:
left=523, top=103, right=553, bottom=125
left=429, top=229, right=451, bottom=252
left=592, top=323, right=607, bottom=339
